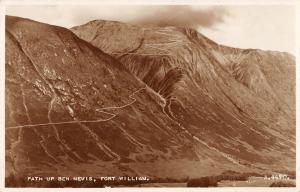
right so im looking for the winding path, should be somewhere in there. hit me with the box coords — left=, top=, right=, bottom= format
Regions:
left=6, top=87, right=146, bottom=130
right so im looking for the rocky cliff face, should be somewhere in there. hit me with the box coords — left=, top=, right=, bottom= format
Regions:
left=5, top=16, right=295, bottom=186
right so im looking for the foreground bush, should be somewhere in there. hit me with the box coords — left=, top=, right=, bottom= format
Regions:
left=269, top=181, right=295, bottom=187
left=187, top=176, right=218, bottom=187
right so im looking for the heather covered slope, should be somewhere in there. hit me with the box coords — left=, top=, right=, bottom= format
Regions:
left=72, top=20, right=295, bottom=172
left=6, top=16, right=243, bottom=182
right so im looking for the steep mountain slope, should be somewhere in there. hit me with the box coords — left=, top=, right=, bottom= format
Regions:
left=5, top=16, right=295, bottom=187
left=6, top=16, right=246, bottom=185
left=72, top=20, right=295, bottom=172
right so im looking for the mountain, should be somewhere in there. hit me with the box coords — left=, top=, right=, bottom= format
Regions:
left=5, top=16, right=295, bottom=187
left=71, top=20, right=295, bottom=170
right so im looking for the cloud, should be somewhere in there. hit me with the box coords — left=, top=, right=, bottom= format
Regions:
left=6, top=5, right=229, bottom=30
left=129, top=5, right=230, bottom=29
left=6, top=5, right=294, bottom=53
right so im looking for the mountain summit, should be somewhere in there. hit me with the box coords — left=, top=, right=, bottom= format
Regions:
left=71, top=19, right=295, bottom=170
left=5, top=16, right=295, bottom=186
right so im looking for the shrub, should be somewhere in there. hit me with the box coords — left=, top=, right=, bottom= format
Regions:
left=187, top=176, right=218, bottom=187
left=269, top=181, right=295, bottom=187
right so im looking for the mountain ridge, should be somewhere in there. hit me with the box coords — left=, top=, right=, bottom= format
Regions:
left=5, top=16, right=295, bottom=186
left=71, top=19, right=295, bottom=169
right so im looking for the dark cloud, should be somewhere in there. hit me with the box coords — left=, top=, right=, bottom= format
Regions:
left=129, top=5, right=230, bottom=29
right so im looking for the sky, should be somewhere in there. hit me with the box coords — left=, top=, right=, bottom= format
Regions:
left=6, top=5, right=296, bottom=54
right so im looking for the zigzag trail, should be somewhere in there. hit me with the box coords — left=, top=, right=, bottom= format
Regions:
left=6, top=87, right=146, bottom=130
